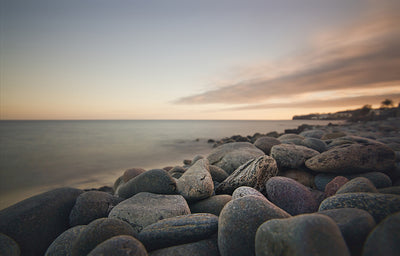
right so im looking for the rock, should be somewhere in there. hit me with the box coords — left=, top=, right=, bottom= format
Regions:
left=113, top=176, right=124, bottom=192
left=149, top=237, right=219, bottom=256
left=255, top=213, right=350, bottom=256
left=138, top=213, right=218, bottom=251
left=0, top=233, right=20, bottom=256
left=299, top=129, right=325, bottom=139
left=315, top=172, right=392, bottom=191
left=306, top=143, right=395, bottom=174
left=209, top=165, right=229, bottom=183
left=45, top=225, right=86, bottom=256
left=327, top=136, right=384, bottom=148
left=336, top=177, right=378, bottom=194
left=183, top=159, right=192, bottom=165
left=192, top=155, right=204, bottom=164
left=207, top=142, right=264, bottom=174
left=189, top=195, right=232, bottom=216
left=301, top=138, right=328, bottom=152
left=218, top=195, right=290, bottom=256
left=0, top=187, right=83, bottom=256
left=215, top=155, right=279, bottom=195
left=277, top=134, right=304, bottom=141
left=69, top=191, right=123, bottom=226
left=363, top=212, right=400, bottom=256
left=71, top=218, right=137, bottom=256
left=319, top=192, right=400, bottom=223
left=324, top=176, right=349, bottom=197
left=117, top=169, right=177, bottom=199
left=265, top=177, right=320, bottom=215
left=318, top=208, right=375, bottom=256
left=87, top=235, right=148, bottom=256
left=109, top=192, right=191, bottom=233
left=168, top=166, right=186, bottom=179
left=176, top=159, right=214, bottom=202
left=280, top=169, right=315, bottom=188
left=270, top=144, right=319, bottom=169
left=123, top=168, right=146, bottom=182
left=378, top=186, right=400, bottom=195
left=321, top=132, right=346, bottom=140
left=231, top=186, right=266, bottom=200
left=253, top=137, right=281, bottom=155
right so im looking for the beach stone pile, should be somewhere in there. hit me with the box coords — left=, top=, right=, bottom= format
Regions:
left=1, top=118, right=400, bottom=255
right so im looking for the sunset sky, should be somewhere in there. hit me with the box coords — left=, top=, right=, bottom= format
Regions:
left=1, top=0, right=399, bottom=120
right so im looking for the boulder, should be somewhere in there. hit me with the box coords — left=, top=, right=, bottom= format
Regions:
left=207, top=142, right=264, bottom=174
left=319, top=192, right=400, bottom=223
left=0, top=187, right=82, bottom=256
left=253, top=137, right=281, bottom=155
left=71, top=218, right=137, bottom=256
left=216, top=155, right=278, bottom=195
left=189, top=195, right=232, bottom=216
left=255, top=214, right=350, bottom=256
left=45, top=225, right=86, bottom=256
left=138, top=213, right=218, bottom=251
left=176, top=159, right=214, bottom=202
left=109, top=192, right=191, bottom=233
left=0, top=233, right=20, bottom=256
left=324, top=176, right=349, bottom=197
left=336, top=177, right=378, bottom=194
left=149, top=237, right=219, bottom=256
left=271, top=144, right=319, bottom=169
left=117, top=169, right=177, bottom=199
left=69, top=191, right=123, bottom=226
left=87, top=235, right=148, bottom=256
left=218, top=195, right=290, bottom=256
left=231, top=186, right=266, bottom=200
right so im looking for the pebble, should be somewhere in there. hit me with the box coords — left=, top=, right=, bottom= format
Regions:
left=378, top=186, right=400, bottom=195
left=0, top=233, right=20, bottom=256
left=279, top=169, right=315, bottom=188
left=299, top=129, right=325, bottom=139
left=324, top=176, right=349, bottom=197
left=87, top=235, right=148, bottom=256
left=277, top=134, right=304, bottom=141
left=209, top=165, right=229, bottom=182
left=122, top=168, right=146, bottom=182
left=336, top=177, right=378, bottom=194
left=149, top=237, right=219, bottom=256
left=231, top=186, right=266, bottom=200
left=45, top=225, right=86, bottom=256
left=253, top=136, right=281, bottom=155
left=270, top=144, right=319, bottom=169
left=189, top=195, right=232, bottom=216
left=301, top=137, right=328, bottom=152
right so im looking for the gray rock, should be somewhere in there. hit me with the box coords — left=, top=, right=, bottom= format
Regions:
left=192, top=155, right=204, bottom=164
left=301, top=138, right=328, bottom=152
left=306, top=143, right=395, bottom=174
left=315, top=172, right=392, bottom=191
left=218, top=195, right=290, bottom=256
left=327, top=135, right=384, bottom=148
left=176, top=159, right=214, bottom=202
left=318, top=208, right=376, bottom=256
left=336, top=177, right=378, bottom=194
left=209, top=165, right=229, bottom=182
left=117, top=169, right=177, bottom=199
left=254, top=137, right=281, bottom=155
left=71, top=218, right=137, bottom=256
left=109, top=192, right=191, bottom=233
left=277, top=134, right=304, bottom=141
left=0, top=233, right=20, bottom=256
left=122, top=168, right=146, bottom=182
left=189, top=195, right=232, bottom=216
left=255, top=213, right=350, bottom=256
left=265, top=177, right=320, bottom=215
left=45, top=225, right=86, bottom=256
left=363, top=212, right=400, bottom=256
left=113, top=176, right=124, bottom=192
left=69, top=191, right=123, bottom=226
left=216, top=155, right=279, bottom=195
left=168, top=166, right=186, bottom=179
left=271, top=144, right=319, bottom=169
left=138, top=213, right=218, bottom=251
left=378, top=186, right=400, bottom=195
left=319, top=192, right=400, bottom=223
left=87, top=235, right=148, bottom=256
left=149, top=237, right=219, bottom=256
left=300, top=129, right=325, bottom=139
left=232, top=186, right=266, bottom=200
left=280, top=169, right=315, bottom=188
left=0, top=187, right=83, bottom=256
left=321, top=132, right=347, bottom=140
left=207, top=142, right=264, bottom=174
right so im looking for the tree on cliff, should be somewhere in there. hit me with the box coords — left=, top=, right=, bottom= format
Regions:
left=381, top=99, right=394, bottom=108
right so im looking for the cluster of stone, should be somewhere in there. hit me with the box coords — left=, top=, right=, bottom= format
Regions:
left=1, top=118, right=399, bottom=256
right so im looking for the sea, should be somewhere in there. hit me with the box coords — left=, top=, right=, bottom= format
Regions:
left=0, top=119, right=340, bottom=209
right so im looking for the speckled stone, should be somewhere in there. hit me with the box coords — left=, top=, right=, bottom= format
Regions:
left=336, top=177, right=378, bottom=194
left=315, top=172, right=392, bottom=191
left=271, top=144, right=319, bottom=169
left=231, top=186, right=266, bottom=200
left=87, top=235, right=148, bottom=256
left=45, top=225, right=86, bottom=256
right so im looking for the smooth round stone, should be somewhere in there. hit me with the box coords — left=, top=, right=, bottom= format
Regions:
left=315, top=172, right=392, bottom=191
left=324, top=176, right=349, bottom=197
left=192, top=155, right=204, bottom=164
left=277, top=134, right=304, bottom=141
left=87, top=235, right=148, bottom=256
left=265, top=177, right=319, bottom=215
left=123, top=168, right=146, bottom=182
left=71, top=218, right=137, bottom=256
left=109, top=192, right=191, bottom=233
left=117, top=169, right=177, bottom=199
left=301, top=138, right=328, bottom=153
left=0, top=187, right=83, bottom=256
left=299, top=129, right=325, bottom=139
left=318, top=208, right=375, bottom=256
left=209, top=165, right=229, bottom=182
left=255, top=214, right=350, bottom=256
left=280, top=138, right=304, bottom=145
left=280, top=169, right=315, bottom=188
left=113, top=176, right=124, bottom=192
left=218, top=195, right=290, bottom=256
left=231, top=186, right=266, bottom=200
left=327, top=136, right=383, bottom=148
left=168, top=166, right=186, bottom=179
left=321, top=132, right=347, bottom=140
left=207, top=142, right=265, bottom=174
left=138, top=213, right=218, bottom=251
left=176, top=159, right=214, bottom=202
left=45, top=225, right=86, bottom=256
left=378, top=186, right=400, bottom=195
left=254, top=136, right=281, bottom=155
left=271, top=144, right=319, bottom=169
left=319, top=193, right=400, bottom=223
left=69, top=191, right=123, bottom=226
left=336, top=177, right=378, bottom=194
left=306, top=143, right=395, bottom=174
left=363, top=212, right=400, bottom=256
left=0, top=233, right=20, bottom=256
left=189, top=195, right=232, bottom=216
left=149, top=237, right=219, bottom=256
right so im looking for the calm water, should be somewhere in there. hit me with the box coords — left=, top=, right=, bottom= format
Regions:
left=0, top=120, right=339, bottom=209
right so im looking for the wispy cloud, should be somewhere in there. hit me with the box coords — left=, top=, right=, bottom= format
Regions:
left=174, top=4, right=400, bottom=109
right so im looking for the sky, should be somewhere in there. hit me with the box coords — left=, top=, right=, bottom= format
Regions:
left=1, top=0, right=399, bottom=120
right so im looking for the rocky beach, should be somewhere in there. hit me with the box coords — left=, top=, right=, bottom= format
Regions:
left=1, top=118, right=400, bottom=256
